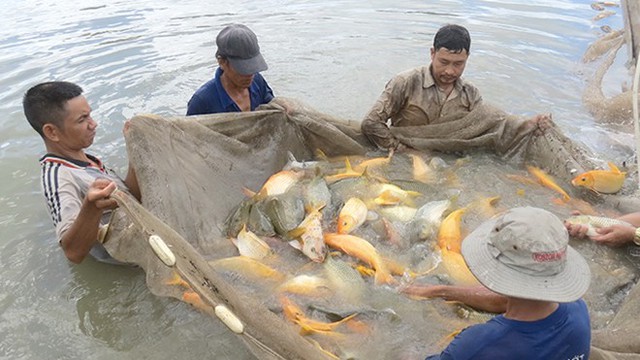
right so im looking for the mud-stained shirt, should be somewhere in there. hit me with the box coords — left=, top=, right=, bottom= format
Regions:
left=361, top=65, right=482, bottom=149
left=40, top=153, right=129, bottom=264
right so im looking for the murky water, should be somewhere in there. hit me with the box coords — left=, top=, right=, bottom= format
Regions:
left=0, top=0, right=633, bottom=359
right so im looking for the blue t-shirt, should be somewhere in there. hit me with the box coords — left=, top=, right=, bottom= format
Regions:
left=426, top=300, right=590, bottom=360
left=186, top=67, right=274, bottom=115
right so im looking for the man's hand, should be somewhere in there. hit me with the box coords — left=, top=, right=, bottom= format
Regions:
left=87, top=179, right=118, bottom=210
left=524, top=113, right=552, bottom=136
left=565, top=221, right=590, bottom=239
left=591, top=224, right=635, bottom=247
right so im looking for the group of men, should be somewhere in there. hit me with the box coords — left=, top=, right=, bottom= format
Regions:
left=23, top=22, right=639, bottom=360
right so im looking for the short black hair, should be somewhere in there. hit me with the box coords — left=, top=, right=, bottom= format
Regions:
left=23, top=81, right=83, bottom=138
left=433, top=24, right=471, bottom=54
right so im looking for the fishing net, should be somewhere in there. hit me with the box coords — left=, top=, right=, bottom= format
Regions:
left=101, top=98, right=640, bottom=359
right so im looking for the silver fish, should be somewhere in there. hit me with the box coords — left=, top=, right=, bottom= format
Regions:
left=564, top=215, right=632, bottom=237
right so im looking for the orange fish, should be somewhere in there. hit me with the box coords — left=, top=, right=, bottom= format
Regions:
left=244, top=170, right=304, bottom=200
left=280, top=295, right=357, bottom=335
left=526, top=166, right=571, bottom=201
left=440, top=248, right=479, bottom=286
left=323, top=233, right=394, bottom=285
left=437, top=207, right=467, bottom=253
left=571, top=162, right=626, bottom=194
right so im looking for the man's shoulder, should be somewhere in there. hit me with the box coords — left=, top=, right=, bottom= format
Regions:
left=395, top=66, right=427, bottom=80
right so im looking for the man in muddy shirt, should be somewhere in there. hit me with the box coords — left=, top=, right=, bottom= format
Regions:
left=361, top=24, right=547, bottom=151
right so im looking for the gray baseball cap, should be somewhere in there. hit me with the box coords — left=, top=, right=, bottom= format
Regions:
left=461, top=207, right=591, bottom=303
left=216, top=24, right=268, bottom=75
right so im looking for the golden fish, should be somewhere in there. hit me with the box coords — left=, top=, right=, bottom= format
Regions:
left=182, top=290, right=213, bottom=314
left=245, top=170, right=304, bottom=200
left=440, top=248, right=479, bottom=286
left=323, top=233, right=394, bottom=285
left=165, top=271, right=191, bottom=289
left=209, top=256, right=286, bottom=283
left=571, top=162, right=625, bottom=194
left=409, top=154, right=435, bottom=184
left=288, top=205, right=328, bottom=262
left=232, top=225, right=272, bottom=260
left=526, top=165, right=571, bottom=201
left=354, top=153, right=392, bottom=173
left=280, top=295, right=357, bottom=336
left=324, top=157, right=366, bottom=184
left=437, top=207, right=467, bottom=253
left=337, top=197, right=368, bottom=234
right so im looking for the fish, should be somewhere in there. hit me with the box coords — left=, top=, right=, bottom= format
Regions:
left=571, top=162, right=626, bottom=194
left=469, top=195, right=501, bottom=218
left=232, top=225, right=273, bottom=260
left=324, top=255, right=367, bottom=303
left=280, top=295, right=357, bottom=336
left=182, top=290, right=213, bottom=314
left=303, top=169, right=332, bottom=211
left=354, top=152, right=392, bottom=173
left=283, top=151, right=320, bottom=170
left=277, top=274, right=333, bottom=297
left=409, top=154, right=435, bottom=184
left=288, top=205, right=328, bottom=262
left=372, top=183, right=422, bottom=206
left=337, top=197, right=368, bottom=234
left=248, top=203, right=276, bottom=236
left=246, top=170, right=305, bottom=200
left=377, top=205, right=417, bottom=222
left=224, top=198, right=253, bottom=238
left=412, top=198, right=456, bottom=241
left=437, top=207, right=467, bottom=253
left=526, top=165, right=571, bottom=201
left=440, top=248, right=479, bottom=285
left=165, top=271, right=191, bottom=289
left=324, top=233, right=395, bottom=285
left=324, top=157, right=364, bottom=184
left=209, top=256, right=286, bottom=283
left=564, top=215, right=632, bottom=237
left=263, top=192, right=306, bottom=236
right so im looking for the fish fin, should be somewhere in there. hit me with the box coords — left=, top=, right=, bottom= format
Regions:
left=607, top=162, right=621, bottom=173
left=287, top=227, right=306, bottom=239
left=406, top=190, right=422, bottom=197
left=287, top=151, right=297, bottom=163
left=345, top=157, right=353, bottom=172
left=288, top=240, right=302, bottom=250
left=242, top=187, right=257, bottom=198
left=315, top=149, right=328, bottom=161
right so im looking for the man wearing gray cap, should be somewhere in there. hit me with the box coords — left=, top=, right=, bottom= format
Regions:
left=423, top=207, right=591, bottom=360
left=187, top=24, right=274, bottom=115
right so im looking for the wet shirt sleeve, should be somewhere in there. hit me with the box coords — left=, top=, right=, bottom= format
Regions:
left=251, top=73, right=274, bottom=109
left=360, top=75, right=408, bottom=149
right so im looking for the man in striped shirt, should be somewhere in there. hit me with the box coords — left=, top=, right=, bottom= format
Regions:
left=23, top=81, right=141, bottom=264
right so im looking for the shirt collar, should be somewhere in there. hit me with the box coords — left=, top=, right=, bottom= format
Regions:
left=40, top=153, right=105, bottom=171
left=422, top=65, right=465, bottom=93
left=213, top=67, right=242, bottom=112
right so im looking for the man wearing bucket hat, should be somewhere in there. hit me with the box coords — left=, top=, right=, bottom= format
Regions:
left=424, top=207, right=591, bottom=360
left=186, top=24, right=275, bottom=115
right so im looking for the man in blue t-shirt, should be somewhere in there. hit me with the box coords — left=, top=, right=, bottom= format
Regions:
left=186, top=24, right=275, bottom=115
left=423, top=207, right=592, bottom=360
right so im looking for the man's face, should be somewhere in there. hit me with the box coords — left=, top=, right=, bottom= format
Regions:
left=430, top=47, right=468, bottom=87
left=219, top=58, right=255, bottom=89
left=55, top=95, right=97, bottom=150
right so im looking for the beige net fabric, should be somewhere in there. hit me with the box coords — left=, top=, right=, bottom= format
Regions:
left=101, top=98, right=640, bottom=359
